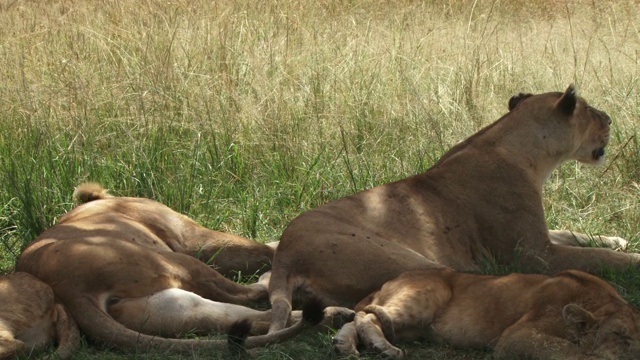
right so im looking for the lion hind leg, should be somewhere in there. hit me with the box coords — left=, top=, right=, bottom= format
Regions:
left=267, top=295, right=293, bottom=334
left=354, top=311, right=404, bottom=358
left=267, top=261, right=296, bottom=334
left=160, top=251, right=269, bottom=304
left=108, top=288, right=271, bottom=337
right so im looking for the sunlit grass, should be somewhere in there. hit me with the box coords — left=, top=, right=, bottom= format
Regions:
left=1, top=0, right=639, bottom=358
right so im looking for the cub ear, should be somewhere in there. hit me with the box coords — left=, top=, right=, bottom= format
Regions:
left=508, top=93, right=533, bottom=111
left=563, top=304, right=597, bottom=334
left=554, top=84, right=577, bottom=115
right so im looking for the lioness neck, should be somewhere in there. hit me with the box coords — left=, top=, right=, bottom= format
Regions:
left=435, top=113, right=567, bottom=190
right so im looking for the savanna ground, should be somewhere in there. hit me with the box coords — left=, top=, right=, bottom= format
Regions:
left=1, top=0, right=640, bottom=359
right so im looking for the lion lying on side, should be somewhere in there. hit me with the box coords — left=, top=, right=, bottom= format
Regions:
left=15, top=183, right=303, bottom=354
left=333, top=268, right=640, bottom=359
left=0, top=272, right=79, bottom=359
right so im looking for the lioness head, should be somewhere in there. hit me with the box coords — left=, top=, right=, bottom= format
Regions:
left=508, top=85, right=612, bottom=166
left=564, top=302, right=640, bottom=359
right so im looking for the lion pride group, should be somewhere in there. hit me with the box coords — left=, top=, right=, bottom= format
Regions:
left=2, top=86, right=639, bottom=359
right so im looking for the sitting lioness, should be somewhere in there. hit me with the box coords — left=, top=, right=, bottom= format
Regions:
left=15, top=183, right=303, bottom=354
left=333, top=269, right=640, bottom=360
left=268, top=85, right=640, bottom=333
left=0, top=272, right=79, bottom=359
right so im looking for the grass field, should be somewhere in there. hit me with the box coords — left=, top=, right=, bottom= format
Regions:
left=1, top=0, right=640, bottom=358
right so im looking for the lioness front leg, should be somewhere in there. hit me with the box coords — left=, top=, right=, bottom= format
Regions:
left=549, top=230, right=628, bottom=250
left=533, top=244, right=640, bottom=274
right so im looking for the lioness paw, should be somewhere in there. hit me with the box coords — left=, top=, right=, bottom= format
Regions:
left=322, top=306, right=356, bottom=329
left=596, top=235, right=629, bottom=251
left=381, top=346, right=404, bottom=359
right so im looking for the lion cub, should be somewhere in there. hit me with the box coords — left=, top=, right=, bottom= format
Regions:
left=334, top=268, right=640, bottom=359
left=0, top=272, right=79, bottom=359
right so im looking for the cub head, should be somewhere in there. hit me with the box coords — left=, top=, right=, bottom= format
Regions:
left=508, top=85, right=612, bottom=166
left=563, top=302, right=640, bottom=360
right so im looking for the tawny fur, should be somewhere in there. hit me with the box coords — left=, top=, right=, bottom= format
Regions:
left=16, top=183, right=303, bottom=354
left=0, top=272, right=79, bottom=359
left=334, top=269, right=640, bottom=360
left=73, top=182, right=112, bottom=203
left=268, top=85, right=640, bottom=333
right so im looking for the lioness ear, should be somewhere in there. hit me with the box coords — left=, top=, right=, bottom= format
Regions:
left=554, top=84, right=577, bottom=115
left=508, top=93, right=533, bottom=111
left=563, top=304, right=597, bottom=334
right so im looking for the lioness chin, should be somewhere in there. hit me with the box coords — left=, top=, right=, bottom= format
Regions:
left=268, top=85, right=640, bottom=333
left=333, top=269, right=640, bottom=360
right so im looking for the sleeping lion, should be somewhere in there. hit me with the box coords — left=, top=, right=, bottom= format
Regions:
left=15, top=183, right=304, bottom=354
left=333, top=268, right=640, bottom=360
left=0, top=272, right=79, bottom=359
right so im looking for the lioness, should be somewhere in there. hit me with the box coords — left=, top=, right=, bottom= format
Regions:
left=268, top=85, right=640, bottom=333
left=15, top=183, right=302, bottom=353
left=333, top=269, right=640, bottom=360
left=0, top=272, right=79, bottom=359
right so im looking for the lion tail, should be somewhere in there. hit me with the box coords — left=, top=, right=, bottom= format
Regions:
left=231, top=297, right=326, bottom=350
left=73, top=182, right=112, bottom=204
left=68, top=296, right=230, bottom=353
left=363, top=304, right=396, bottom=343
